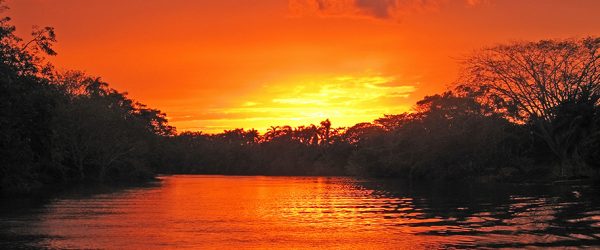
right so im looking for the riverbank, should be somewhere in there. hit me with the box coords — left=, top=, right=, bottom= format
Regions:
left=0, top=175, right=159, bottom=198
left=4, top=161, right=598, bottom=197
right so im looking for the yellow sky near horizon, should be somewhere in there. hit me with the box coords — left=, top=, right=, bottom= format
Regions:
left=6, top=0, right=600, bottom=133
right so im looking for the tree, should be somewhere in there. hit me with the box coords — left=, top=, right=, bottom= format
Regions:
left=344, top=122, right=384, bottom=145
left=374, top=113, right=414, bottom=131
left=461, top=38, right=600, bottom=176
left=293, top=125, right=319, bottom=145
left=318, top=119, right=332, bottom=144
left=0, top=9, right=60, bottom=193
left=221, top=128, right=259, bottom=145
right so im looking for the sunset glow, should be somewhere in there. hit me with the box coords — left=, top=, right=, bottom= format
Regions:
left=2, top=1, right=600, bottom=248
left=7, top=0, right=600, bottom=133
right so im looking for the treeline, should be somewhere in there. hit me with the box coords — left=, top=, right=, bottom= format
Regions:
left=0, top=17, right=173, bottom=194
left=1, top=13, right=599, bottom=194
left=155, top=37, right=600, bottom=181
left=154, top=91, right=554, bottom=180
left=155, top=120, right=353, bottom=176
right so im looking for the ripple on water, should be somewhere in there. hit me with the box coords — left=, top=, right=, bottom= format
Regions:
left=0, top=175, right=599, bottom=249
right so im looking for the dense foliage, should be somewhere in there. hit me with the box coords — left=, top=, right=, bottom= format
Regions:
left=1, top=14, right=599, bottom=195
left=0, top=17, right=172, bottom=194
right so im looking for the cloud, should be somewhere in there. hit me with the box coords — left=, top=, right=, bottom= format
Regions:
left=288, top=0, right=484, bottom=20
left=266, top=74, right=415, bottom=108
left=355, top=0, right=397, bottom=18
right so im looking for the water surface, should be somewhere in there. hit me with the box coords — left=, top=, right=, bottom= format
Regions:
left=1, top=175, right=599, bottom=249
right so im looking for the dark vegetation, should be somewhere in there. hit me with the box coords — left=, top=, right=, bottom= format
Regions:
left=1, top=12, right=599, bottom=195
left=0, top=15, right=173, bottom=194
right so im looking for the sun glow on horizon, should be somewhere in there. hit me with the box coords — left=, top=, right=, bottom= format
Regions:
left=8, top=0, right=600, bottom=134
left=171, top=73, right=415, bottom=133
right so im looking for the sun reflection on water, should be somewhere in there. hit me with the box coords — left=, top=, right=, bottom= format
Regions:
left=1, top=175, right=599, bottom=249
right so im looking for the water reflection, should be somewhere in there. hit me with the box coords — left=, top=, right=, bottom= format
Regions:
left=0, top=175, right=599, bottom=249
left=359, top=180, right=600, bottom=248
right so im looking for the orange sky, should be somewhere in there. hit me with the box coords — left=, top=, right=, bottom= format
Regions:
left=7, top=0, right=600, bottom=133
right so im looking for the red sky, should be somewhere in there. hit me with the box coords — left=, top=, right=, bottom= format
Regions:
left=7, top=0, right=600, bottom=133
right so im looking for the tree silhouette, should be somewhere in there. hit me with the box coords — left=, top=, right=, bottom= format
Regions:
left=1, top=5, right=599, bottom=195
left=318, top=119, right=332, bottom=144
left=461, top=38, right=600, bottom=176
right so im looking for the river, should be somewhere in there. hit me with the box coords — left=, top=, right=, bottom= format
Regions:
left=1, top=175, right=599, bottom=249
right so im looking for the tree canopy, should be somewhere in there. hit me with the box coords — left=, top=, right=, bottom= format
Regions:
left=461, top=38, right=600, bottom=176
